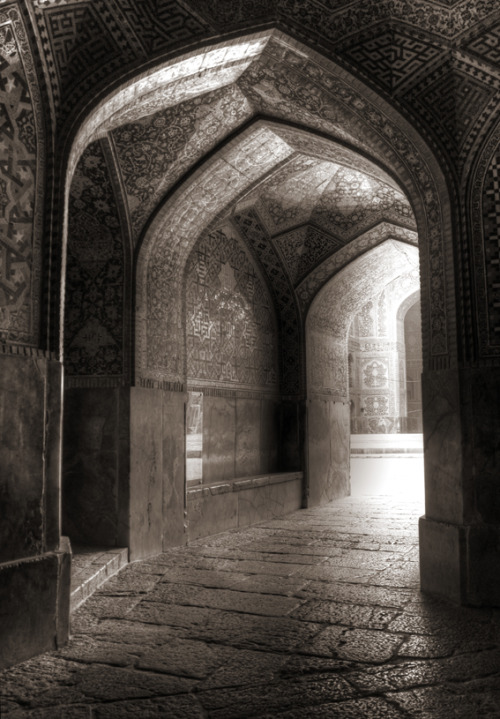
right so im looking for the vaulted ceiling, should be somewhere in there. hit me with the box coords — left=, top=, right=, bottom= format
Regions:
left=32, top=0, right=500, bottom=178
left=56, top=0, right=499, bottom=385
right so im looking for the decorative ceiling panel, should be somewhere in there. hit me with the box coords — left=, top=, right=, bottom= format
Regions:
left=297, top=223, right=419, bottom=310
left=274, top=225, right=344, bottom=286
left=112, top=83, right=253, bottom=237
left=308, top=240, right=419, bottom=336
left=338, top=24, right=445, bottom=95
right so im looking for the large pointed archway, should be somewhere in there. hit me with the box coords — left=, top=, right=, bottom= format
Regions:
left=61, top=29, right=457, bottom=595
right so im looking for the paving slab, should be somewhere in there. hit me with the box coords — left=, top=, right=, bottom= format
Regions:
left=1, top=494, right=500, bottom=718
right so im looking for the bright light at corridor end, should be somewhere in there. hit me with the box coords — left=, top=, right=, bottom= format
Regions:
left=350, top=454, right=424, bottom=502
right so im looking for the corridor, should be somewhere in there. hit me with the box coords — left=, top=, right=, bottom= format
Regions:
left=2, top=494, right=500, bottom=718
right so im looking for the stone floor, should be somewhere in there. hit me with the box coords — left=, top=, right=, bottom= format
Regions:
left=2, top=494, right=500, bottom=718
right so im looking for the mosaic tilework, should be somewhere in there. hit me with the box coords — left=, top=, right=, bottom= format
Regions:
left=236, top=37, right=449, bottom=357
left=185, top=226, right=278, bottom=389
left=231, top=208, right=302, bottom=395
left=124, top=34, right=451, bottom=384
left=464, top=20, right=500, bottom=68
left=407, top=60, right=498, bottom=156
left=240, top=151, right=416, bottom=243
left=31, top=0, right=500, bottom=178
left=296, top=223, right=418, bottom=310
left=117, top=0, right=212, bottom=54
left=348, top=275, right=419, bottom=433
left=137, top=123, right=295, bottom=383
left=363, top=360, right=389, bottom=389
left=112, top=83, right=252, bottom=239
left=364, top=395, right=389, bottom=416
left=65, top=140, right=126, bottom=377
left=481, top=144, right=500, bottom=348
left=306, top=241, right=419, bottom=396
left=43, top=2, right=133, bottom=93
left=274, top=225, right=344, bottom=286
left=358, top=301, right=375, bottom=338
left=311, top=169, right=414, bottom=239
left=339, top=25, right=444, bottom=94
left=0, top=11, right=43, bottom=346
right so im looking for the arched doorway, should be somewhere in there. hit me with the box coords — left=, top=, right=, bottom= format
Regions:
left=60, top=29, right=456, bottom=591
left=348, top=286, right=424, bottom=499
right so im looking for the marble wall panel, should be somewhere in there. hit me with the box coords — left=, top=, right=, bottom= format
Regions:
left=235, top=398, right=262, bottom=478
left=0, top=548, right=71, bottom=669
left=238, top=478, right=302, bottom=528
left=419, top=516, right=464, bottom=604
left=63, top=388, right=129, bottom=548
left=280, top=400, right=303, bottom=472
left=162, top=390, right=187, bottom=548
left=129, top=388, right=164, bottom=561
left=202, top=395, right=236, bottom=484
left=465, top=524, right=500, bottom=606
left=0, top=355, right=49, bottom=562
left=461, top=367, right=500, bottom=525
left=260, top=398, right=280, bottom=474
left=307, top=398, right=350, bottom=507
left=45, top=360, right=63, bottom=552
left=188, top=488, right=238, bottom=541
left=422, top=369, right=464, bottom=525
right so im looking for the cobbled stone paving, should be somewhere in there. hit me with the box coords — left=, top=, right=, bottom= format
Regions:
left=2, top=496, right=500, bottom=718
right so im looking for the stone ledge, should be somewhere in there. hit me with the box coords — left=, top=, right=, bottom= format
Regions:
left=187, top=472, right=303, bottom=497
left=70, top=546, right=128, bottom=612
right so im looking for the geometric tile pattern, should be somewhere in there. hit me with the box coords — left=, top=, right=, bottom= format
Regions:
left=185, top=226, right=279, bottom=389
left=409, top=62, right=496, bottom=154
left=43, top=3, right=126, bottom=92
left=64, top=140, right=126, bottom=377
left=340, top=26, right=444, bottom=94
left=481, top=145, right=500, bottom=347
left=117, top=0, right=212, bottom=55
left=465, top=21, right=500, bottom=68
left=0, top=13, right=42, bottom=346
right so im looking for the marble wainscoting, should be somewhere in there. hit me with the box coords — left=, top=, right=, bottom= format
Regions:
left=187, top=472, right=303, bottom=541
left=419, top=368, right=500, bottom=606
left=307, top=396, right=350, bottom=507
left=201, top=394, right=280, bottom=484
left=0, top=353, right=71, bottom=669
